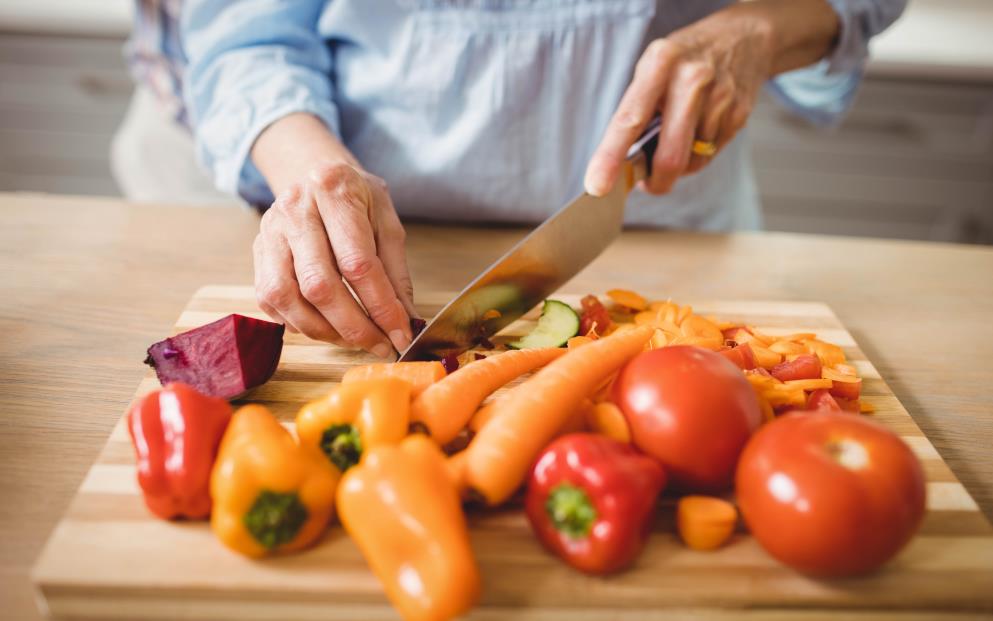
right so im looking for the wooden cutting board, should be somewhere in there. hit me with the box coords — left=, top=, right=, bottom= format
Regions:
left=31, top=286, right=993, bottom=620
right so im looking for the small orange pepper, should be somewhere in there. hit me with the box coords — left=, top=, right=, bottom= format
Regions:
left=210, top=405, right=339, bottom=558
left=337, top=435, right=480, bottom=621
left=295, top=378, right=411, bottom=473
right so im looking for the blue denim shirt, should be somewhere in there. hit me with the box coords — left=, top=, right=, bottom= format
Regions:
left=180, top=0, right=905, bottom=229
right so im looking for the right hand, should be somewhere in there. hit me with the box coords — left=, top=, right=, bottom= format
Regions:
left=254, top=161, right=417, bottom=358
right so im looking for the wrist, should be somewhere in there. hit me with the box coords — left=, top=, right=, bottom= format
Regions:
left=252, top=112, right=361, bottom=197
left=732, top=0, right=840, bottom=76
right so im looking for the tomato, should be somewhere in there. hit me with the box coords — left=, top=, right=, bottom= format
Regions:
left=770, top=354, right=821, bottom=382
left=578, top=295, right=612, bottom=337
left=613, top=346, right=762, bottom=492
left=830, top=377, right=862, bottom=401
left=718, top=343, right=756, bottom=370
left=805, top=389, right=842, bottom=412
left=736, top=412, right=926, bottom=577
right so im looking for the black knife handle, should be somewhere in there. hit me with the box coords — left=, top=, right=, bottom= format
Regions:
left=625, top=116, right=661, bottom=179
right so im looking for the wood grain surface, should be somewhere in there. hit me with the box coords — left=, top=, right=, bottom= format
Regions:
left=31, top=286, right=993, bottom=619
left=3, top=193, right=993, bottom=621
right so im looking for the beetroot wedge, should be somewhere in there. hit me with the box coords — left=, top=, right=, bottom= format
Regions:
left=144, top=314, right=285, bottom=399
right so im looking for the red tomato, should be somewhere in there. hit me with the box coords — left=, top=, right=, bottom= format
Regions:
left=830, top=377, right=862, bottom=401
left=578, top=295, right=612, bottom=336
left=718, top=343, right=756, bottom=370
left=770, top=354, right=821, bottom=382
left=805, top=389, right=842, bottom=412
left=613, top=346, right=762, bottom=492
left=736, top=412, right=926, bottom=577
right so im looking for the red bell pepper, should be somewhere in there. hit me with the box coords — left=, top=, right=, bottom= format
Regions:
left=525, top=432, right=666, bottom=574
left=127, top=382, right=232, bottom=519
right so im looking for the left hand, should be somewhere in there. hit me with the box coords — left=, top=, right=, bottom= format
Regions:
left=584, top=5, right=777, bottom=196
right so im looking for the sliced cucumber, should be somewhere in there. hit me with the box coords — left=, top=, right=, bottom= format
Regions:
left=508, top=300, right=580, bottom=349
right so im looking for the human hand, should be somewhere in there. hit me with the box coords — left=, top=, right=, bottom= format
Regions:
left=254, top=161, right=416, bottom=358
left=584, top=0, right=838, bottom=196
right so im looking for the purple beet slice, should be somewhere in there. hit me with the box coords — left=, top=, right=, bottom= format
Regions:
left=144, top=314, right=285, bottom=399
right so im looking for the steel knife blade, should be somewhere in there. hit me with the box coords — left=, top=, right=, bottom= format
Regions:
left=399, top=119, right=661, bottom=361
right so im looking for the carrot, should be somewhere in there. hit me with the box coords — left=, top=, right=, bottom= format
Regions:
left=446, top=451, right=468, bottom=497
left=677, top=495, right=738, bottom=551
left=410, top=348, right=567, bottom=445
left=585, top=401, right=630, bottom=443
left=461, top=325, right=653, bottom=505
left=606, top=288, right=647, bottom=311
left=341, top=361, right=446, bottom=397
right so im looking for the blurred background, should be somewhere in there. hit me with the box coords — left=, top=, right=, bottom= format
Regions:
left=1, top=0, right=991, bottom=243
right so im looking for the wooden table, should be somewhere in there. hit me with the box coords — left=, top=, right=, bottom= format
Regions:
left=2, top=192, right=992, bottom=621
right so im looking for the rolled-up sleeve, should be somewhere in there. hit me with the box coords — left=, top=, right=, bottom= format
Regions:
left=766, top=0, right=907, bottom=127
left=180, top=0, right=340, bottom=205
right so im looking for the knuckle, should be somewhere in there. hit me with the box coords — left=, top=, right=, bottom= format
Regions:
left=258, top=279, right=294, bottom=310
left=680, top=61, right=714, bottom=87
left=656, top=149, right=687, bottom=175
left=614, top=106, right=648, bottom=130
left=273, top=184, right=303, bottom=212
left=297, top=269, right=335, bottom=306
left=338, top=254, right=377, bottom=282
left=336, top=323, right=375, bottom=348
left=642, top=39, right=676, bottom=69
left=309, top=161, right=355, bottom=190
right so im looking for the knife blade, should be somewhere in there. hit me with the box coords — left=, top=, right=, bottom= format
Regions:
left=400, top=118, right=661, bottom=361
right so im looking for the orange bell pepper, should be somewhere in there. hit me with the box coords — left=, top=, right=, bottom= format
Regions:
left=337, top=435, right=480, bottom=621
left=210, top=405, right=339, bottom=557
left=295, top=377, right=411, bottom=472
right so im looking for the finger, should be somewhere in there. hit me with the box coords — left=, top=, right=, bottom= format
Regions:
left=715, top=96, right=753, bottom=151
left=687, top=75, right=734, bottom=174
left=370, top=181, right=419, bottom=321
left=281, top=187, right=394, bottom=357
left=644, top=60, right=714, bottom=194
left=254, top=219, right=345, bottom=346
left=311, top=164, right=412, bottom=353
left=584, top=39, right=679, bottom=196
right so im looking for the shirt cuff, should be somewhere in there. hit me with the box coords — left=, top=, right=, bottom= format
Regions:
left=215, top=98, right=341, bottom=208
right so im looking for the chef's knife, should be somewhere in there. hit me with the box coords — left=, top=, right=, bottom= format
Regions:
left=400, top=118, right=661, bottom=361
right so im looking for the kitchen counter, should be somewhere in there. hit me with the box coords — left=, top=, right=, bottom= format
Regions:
left=2, top=0, right=991, bottom=82
left=1, top=192, right=992, bottom=620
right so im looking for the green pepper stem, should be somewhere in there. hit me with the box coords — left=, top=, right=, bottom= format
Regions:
left=319, top=423, right=362, bottom=472
left=243, top=490, right=309, bottom=549
left=546, top=483, right=597, bottom=539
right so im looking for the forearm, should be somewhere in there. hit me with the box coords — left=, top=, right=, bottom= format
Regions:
left=251, top=113, right=361, bottom=197
left=730, top=0, right=841, bottom=76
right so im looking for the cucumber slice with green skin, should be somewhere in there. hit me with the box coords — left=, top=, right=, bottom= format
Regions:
left=508, top=300, right=580, bottom=349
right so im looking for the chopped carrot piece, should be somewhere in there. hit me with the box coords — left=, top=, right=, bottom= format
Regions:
left=342, top=361, right=445, bottom=397
left=747, top=330, right=775, bottom=347
left=633, top=311, right=657, bottom=326
left=802, top=338, right=846, bottom=367
left=822, top=367, right=860, bottom=383
left=481, top=309, right=502, bottom=321
left=757, top=395, right=775, bottom=423
left=606, top=289, right=647, bottom=311
left=677, top=496, right=737, bottom=551
left=676, top=304, right=694, bottom=324
left=769, top=340, right=806, bottom=356
left=834, top=363, right=858, bottom=377
left=567, top=335, right=594, bottom=349
left=650, top=329, right=669, bottom=349
left=776, top=333, right=817, bottom=342
left=777, top=378, right=833, bottom=391
left=649, top=300, right=673, bottom=312
left=860, top=401, right=876, bottom=414
left=749, top=343, right=783, bottom=369
left=584, top=401, right=631, bottom=443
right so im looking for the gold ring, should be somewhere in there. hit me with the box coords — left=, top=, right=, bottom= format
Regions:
left=692, top=140, right=718, bottom=157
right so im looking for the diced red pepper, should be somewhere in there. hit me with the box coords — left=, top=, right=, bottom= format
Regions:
left=578, top=295, right=612, bottom=337
left=806, top=389, right=842, bottom=413
left=770, top=354, right=822, bottom=382
left=718, top=343, right=757, bottom=370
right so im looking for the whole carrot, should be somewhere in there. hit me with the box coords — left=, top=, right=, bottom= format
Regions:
left=461, top=326, right=653, bottom=505
left=410, top=348, right=566, bottom=445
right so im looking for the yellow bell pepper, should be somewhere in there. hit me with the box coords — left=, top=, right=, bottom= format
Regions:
left=295, top=378, right=411, bottom=472
left=210, top=404, right=339, bottom=558
left=337, top=435, right=480, bottom=621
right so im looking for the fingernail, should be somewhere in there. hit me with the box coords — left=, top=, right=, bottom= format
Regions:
left=371, top=342, right=394, bottom=359
left=389, top=329, right=411, bottom=351
left=584, top=170, right=608, bottom=196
